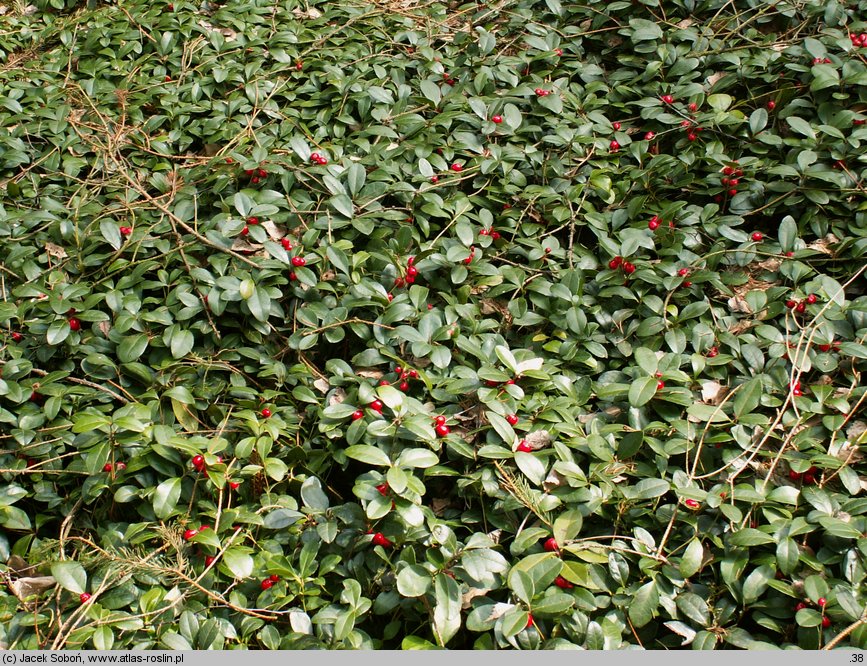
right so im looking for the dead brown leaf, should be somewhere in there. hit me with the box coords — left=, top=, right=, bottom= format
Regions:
left=701, top=380, right=729, bottom=406
left=45, top=242, right=67, bottom=259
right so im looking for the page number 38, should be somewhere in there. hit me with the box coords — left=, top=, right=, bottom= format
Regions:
left=851, top=655, right=864, bottom=662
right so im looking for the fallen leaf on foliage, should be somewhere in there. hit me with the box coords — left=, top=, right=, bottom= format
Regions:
left=486, top=602, right=516, bottom=621
left=523, top=430, right=551, bottom=450
left=292, top=6, right=322, bottom=18
left=45, top=242, right=67, bottom=259
left=807, top=234, right=838, bottom=255
left=8, top=577, right=57, bottom=601
left=461, top=588, right=489, bottom=609
left=706, top=71, right=725, bottom=87
left=728, top=296, right=752, bottom=313
left=846, top=420, right=866, bottom=442
left=701, top=380, right=729, bottom=405
left=543, top=469, right=564, bottom=491
left=676, top=18, right=694, bottom=28
left=231, top=237, right=261, bottom=252
left=355, top=370, right=383, bottom=380
left=312, top=378, right=330, bottom=393
left=261, top=220, right=283, bottom=240
left=327, top=389, right=346, bottom=406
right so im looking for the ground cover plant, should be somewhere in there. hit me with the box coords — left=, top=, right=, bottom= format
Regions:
left=1, top=0, right=866, bottom=650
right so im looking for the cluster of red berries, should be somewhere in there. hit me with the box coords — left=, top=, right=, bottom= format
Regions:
left=244, top=166, right=268, bottom=185
left=280, top=237, right=294, bottom=252
left=785, top=292, right=818, bottom=314
left=534, top=88, right=550, bottom=97
left=479, top=227, right=501, bottom=240
left=393, top=256, right=418, bottom=289
left=706, top=345, right=719, bottom=358
left=676, top=267, right=692, bottom=288
left=719, top=164, right=745, bottom=199
left=433, top=415, right=450, bottom=437
left=794, top=597, right=830, bottom=627
left=442, top=72, right=457, bottom=86
left=789, top=465, right=819, bottom=485
left=484, top=377, right=518, bottom=389
left=183, top=524, right=211, bottom=541
left=119, top=226, right=132, bottom=236
left=102, top=461, right=127, bottom=472
left=647, top=215, right=674, bottom=231
left=851, top=32, right=867, bottom=48
left=310, top=152, right=328, bottom=166
left=191, top=454, right=219, bottom=472
left=260, top=574, right=280, bottom=590
left=464, top=246, right=476, bottom=265
left=817, top=340, right=841, bottom=353
left=680, top=118, right=703, bottom=142
left=239, top=216, right=260, bottom=237
left=607, top=255, right=636, bottom=274
left=380, top=364, right=419, bottom=393
left=811, top=57, right=832, bottom=65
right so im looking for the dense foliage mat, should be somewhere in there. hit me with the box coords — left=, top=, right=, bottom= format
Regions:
left=1, top=0, right=867, bottom=650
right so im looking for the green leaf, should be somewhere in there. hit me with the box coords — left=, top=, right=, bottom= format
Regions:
left=786, top=116, right=816, bottom=140
left=514, top=451, right=546, bottom=485
left=170, top=329, right=194, bottom=359
left=733, top=376, right=762, bottom=419
left=117, top=334, right=149, bottom=363
left=46, top=320, right=70, bottom=345
left=51, top=561, right=87, bottom=594
left=152, top=477, right=182, bottom=519
left=628, top=580, right=658, bottom=628
left=300, top=476, right=329, bottom=510
left=432, top=572, right=461, bottom=646
left=728, top=528, right=774, bottom=546
left=679, top=539, right=704, bottom=579
left=395, top=448, right=439, bottom=468
left=345, top=445, right=391, bottom=467
left=397, top=565, right=432, bottom=597
left=553, top=509, right=583, bottom=544
left=222, top=548, right=254, bottom=580
left=628, top=376, right=659, bottom=407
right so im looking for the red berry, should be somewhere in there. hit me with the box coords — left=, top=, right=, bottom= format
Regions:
left=818, top=344, right=831, bottom=352
left=526, top=614, right=534, bottom=628
left=766, top=100, right=776, bottom=110
left=240, top=226, right=249, bottom=236
left=103, top=462, right=113, bottom=472
left=376, top=483, right=389, bottom=496
left=192, top=455, right=205, bottom=468
left=609, top=140, right=620, bottom=152
left=120, top=226, right=132, bottom=236
left=247, top=217, right=259, bottom=225
left=661, top=94, right=674, bottom=104
left=656, top=380, right=665, bottom=390
left=371, top=532, right=393, bottom=547
left=796, top=302, right=806, bottom=314
left=516, top=440, right=532, bottom=452
left=205, top=555, right=215, bottom=567
left=554, top=48, right=563, bottom=56
left=789, top=470, right=802, bottom=481
left=288, top=272, right=297, bottom=281
left=261, top=579, right=274, bottom=590
left=451, top=163, right=463, bottom=172
left=683, top=281, right=692, bottom=287
left=269, top=574, right=280, bottom=583
left=677, top=268, right=689, bottom=277
left=608, top=256, right=622, bottom=270
left=479, top=228, right=488, bottom=236
left=684, top=499, right=700, bottom=510
left=707, top=346, right=719, bottom=358
left=370, top=399, right=384, bottom=412
left=281, top=238, right=293, bottom=250
left=379, top=379, right=390, bottom=386
left=817, top=597, right=827, bottom=607
left=79, top=593, right=92, bottom=603
left=408, top=369, right=418, bottom=378
left=795, top=602, right=807, bottom=612
left=506, top=414, right=519, bottom=425
left=399, top=381, right=409, bottom=391
left=310, top=152, right=321, bottom=162
left=612, top=121, right=621, bottom=131
left=648, top=217, right=660, bottom=231
left=644, top=131, right=655, bottom=140
left=822, top=616, right=831, bottom=628
left=687, top=133, right=697, bottom=141
left=806, top=294, right=817, bottom=304
left=803, top=472, right=815, bottom=484
left=245, top=169, right=254, bottom=176
left=257, top=169, right=267, bottom=177
left=792, top=387, right=803, bottom=396
left=229, top=481, right=240, bottom=489
left=435, top=423, right=450, bottom=437
left=68, top=317, right=81, bottom=331
left=751, top=232, right=763, bottom=242
left=351, top=409, right=364, bottom=421
left=554, top=575, right=574, bottom=589
left=261, top=408, right=271, bottom=418
left=434, top=415, right=447, bottom=425
left=116, top=462, right=126, bottom=471
left=11, top=332, right=23, bottom=342
left=786, top=299, right=797, bottom=309
left=491, top=115, right=503, bottom=124
left=251, top=176, right=260, bottom=184
left=430, top=176, right=438, bottom=183
left=688, top=102, right=698, bottom=112
left=622, top=262, right=636, bottom=274
left=183, top=529, right=198, bottom=541
left=407, top=266, right=418, bottom=278
left=543, top=537, right=558, bottom=552
left=491, top=231, right=500, bottom=240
